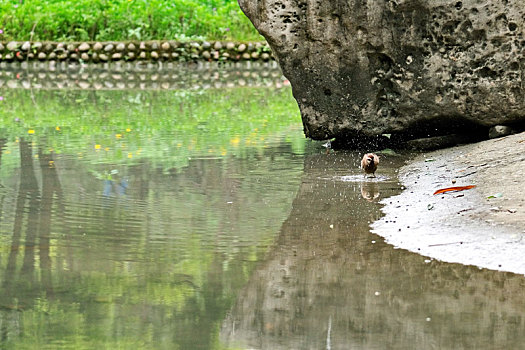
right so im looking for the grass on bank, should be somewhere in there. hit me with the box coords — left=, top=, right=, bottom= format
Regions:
left=0, top=0, right=261, bottom=42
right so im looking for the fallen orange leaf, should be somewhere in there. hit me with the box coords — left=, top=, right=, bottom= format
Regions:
left=433, top=185, right=476, bottom=195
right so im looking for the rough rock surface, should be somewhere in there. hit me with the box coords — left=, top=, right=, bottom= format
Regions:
left=238, top=0, right=525, bottom=141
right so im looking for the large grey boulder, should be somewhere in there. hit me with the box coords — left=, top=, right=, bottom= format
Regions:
left=239, top=0, right=525, bottom=142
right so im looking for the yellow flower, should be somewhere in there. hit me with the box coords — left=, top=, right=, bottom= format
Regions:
left=95, top=144, right=101, bottom=150
left=115, top=134, right=122, bottom=139
left=28, top=129, right=35, bottom=134
left=56, top=126, right=60, bottom=131
left=126, top=128, right=131, bottom=132
left=127, top=152, right=133, bottom=158
left=230, top=137, right=240, bottom=145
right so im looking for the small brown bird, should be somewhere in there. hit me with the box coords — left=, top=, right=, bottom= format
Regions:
left=361, top=153, right=379, bottom=177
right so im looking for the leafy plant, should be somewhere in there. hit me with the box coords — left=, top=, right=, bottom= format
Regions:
left=0, top=0, right=262, bottom=42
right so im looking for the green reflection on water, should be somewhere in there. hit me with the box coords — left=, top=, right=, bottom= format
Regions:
left=0, top=87, right=305, bottom=171
left=0, top=84, right=307, bottom=349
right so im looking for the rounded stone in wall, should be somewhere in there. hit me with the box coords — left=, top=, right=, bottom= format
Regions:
left=93, top=42, right=103, bottom=51
left=7, top=41, right=20, bottom=51
left=43, top=43, right=54, bottom=53
left=192, top=41, right=202, bottom=48
left=78, top=42, right=90, bottom=51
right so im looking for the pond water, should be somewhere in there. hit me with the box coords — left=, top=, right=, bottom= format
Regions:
left=1, top=63, right=525, bottom=349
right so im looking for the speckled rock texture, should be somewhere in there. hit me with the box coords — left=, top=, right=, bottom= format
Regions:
left=239, top=0, right=525, bottom=142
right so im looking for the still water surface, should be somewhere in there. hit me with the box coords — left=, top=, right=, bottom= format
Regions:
left=1, top=64, right=525, bottom=349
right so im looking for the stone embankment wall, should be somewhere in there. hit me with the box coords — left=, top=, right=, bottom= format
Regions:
left=0, top=40, right=273, bottom=63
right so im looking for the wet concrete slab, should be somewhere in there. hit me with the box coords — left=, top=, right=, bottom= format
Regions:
left=372, top=131, right=525, bottom=274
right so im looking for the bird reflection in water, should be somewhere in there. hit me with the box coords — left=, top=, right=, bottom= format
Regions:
left=360, top=181, right=380, bottom=202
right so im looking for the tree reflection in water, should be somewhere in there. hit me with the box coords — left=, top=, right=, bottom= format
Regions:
left=0, top=135, right=306, bottom=349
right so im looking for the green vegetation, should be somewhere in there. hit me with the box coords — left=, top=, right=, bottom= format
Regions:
left=0, top=0, right=261, bottom=42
